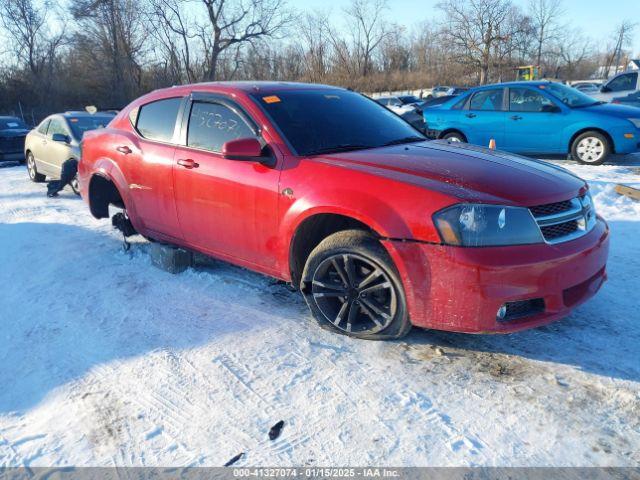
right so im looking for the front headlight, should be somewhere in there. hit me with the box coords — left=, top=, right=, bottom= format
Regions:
left=433, top=204, right=544, bottom=247
left=628, top=118, right=640, bottom=129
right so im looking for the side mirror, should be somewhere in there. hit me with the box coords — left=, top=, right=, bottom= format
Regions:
left=52, top=133, right=70, bottom=144
left=222, top=137, right=263, bottom=160
left=601, top=85, right=611, bottom=93
left=541, top=104, right=561, bottom=113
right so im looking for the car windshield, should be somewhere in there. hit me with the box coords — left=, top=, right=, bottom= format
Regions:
left=541, top=83, right=598, bottom=107
left=0, top=118, right=28, bottom=130
left=252, top=90, right=425, bottom=156
left=67, top=115, right=113, bottom=139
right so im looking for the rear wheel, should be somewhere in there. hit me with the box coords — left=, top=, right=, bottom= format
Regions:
left=301, top=230, right=411, bottom=340
left=442, top=131, right=466, bottom=143
left=571, top=131, right=610, bottom=165
left=26, top=152, right=45, bottom=182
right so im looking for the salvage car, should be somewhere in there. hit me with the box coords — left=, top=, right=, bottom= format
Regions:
left=25, top=111, right=114, bottom=192
left=79, top=82, right=609, bottom=339
left=0, top=116, right=30, bottom=162
left=424, top=81, right=640, bottom=165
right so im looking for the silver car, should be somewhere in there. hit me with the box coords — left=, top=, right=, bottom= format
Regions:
left=24, top=112, right=114, bottom=193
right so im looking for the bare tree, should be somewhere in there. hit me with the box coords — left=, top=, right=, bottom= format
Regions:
left=554, top=28, right=592, bottom=80
left=344, top=0, right=390, bottom=77
left=196, top=0, right=291, bottom=81
left=0, top=0, right=65, bottom=77
left=297, top=11, right=331, bottom=82
left=147, top=0, right=197, bottom=84
left=71, top=0, right=147, bottom=106
left=528, top=0, right=563, bottom=67
left=438, top=0, right=515, bottom=84
left=604, top=21, right=636, bottom=76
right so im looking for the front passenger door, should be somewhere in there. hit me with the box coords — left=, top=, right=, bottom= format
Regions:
left=43, top=118, right=73, bottom=177
left=172, top=96, right=282, bottom=270
left=503, top=87, right=564, bottom=153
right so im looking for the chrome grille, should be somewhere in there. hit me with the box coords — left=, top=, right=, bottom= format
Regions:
left=530, top=195, right=596, bottom=244
left=0, top=135, right=26, bottom=153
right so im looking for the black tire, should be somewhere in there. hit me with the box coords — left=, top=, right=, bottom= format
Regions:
left=571, top=131, right=610, bottom=165
left=442, top=131, right=466, bottom=143
left=301, top=229, right=411, bottom=340
left=26, top=151, right=45, bottom=182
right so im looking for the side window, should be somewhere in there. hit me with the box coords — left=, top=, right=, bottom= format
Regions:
left=451, top=95, right=468, bottom=110
left=47, top=118, right=68, bottom=138
left=469, top=89, right=504, bottom=111
left=187, top=101, right=256, bottom=153
left=607, top=73, right=637, bottom=92
left=509, top=88, right=555, bottom=112
left=136, top=97, right=182, bottom=142
left=37, top=119, right=50, bottom=134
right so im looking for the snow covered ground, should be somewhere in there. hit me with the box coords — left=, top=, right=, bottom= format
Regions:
left=0, top=158, right=639, bottom=467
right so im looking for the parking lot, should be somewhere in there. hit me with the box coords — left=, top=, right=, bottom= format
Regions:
left=1, top=157, right=639, bottom=467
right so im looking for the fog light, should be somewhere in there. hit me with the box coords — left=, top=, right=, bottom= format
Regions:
left=497, top=305, right=507, bottom=320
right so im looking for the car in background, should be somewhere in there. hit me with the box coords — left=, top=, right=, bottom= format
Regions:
left=373, top=96, right=425, bottom=131
left=0, top=116, right=30, bottom=163
left=591, top=70, right=640, bottom=102
left=573, top=82, right=601, bottom=94
left=396, top=95, right=422, bottom=107
left=612, top=91, right=640, bottom=108
left=419, top=95, right=457, bottom=109
left=24, top=111, right=115, bottom=193
left=423, top=81, right=640, bottom=165
left=426, top=86, right=451, bottom=99
left=79, top=81, right=609, bottom=338
left=445, top=87, right=470, bottom=96
left=375, top=96, right=416, bottom=115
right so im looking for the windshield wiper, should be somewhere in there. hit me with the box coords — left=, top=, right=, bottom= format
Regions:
left=306, top=144, right=372, bottom=155
left=381, top=136, right=426, bottom=147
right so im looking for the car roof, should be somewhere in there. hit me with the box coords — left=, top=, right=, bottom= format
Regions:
left=470, top=81, right=562, bottom=89
left=61, top=111, right=115, bottom=118
left=158, top=81, right=345, bottom=97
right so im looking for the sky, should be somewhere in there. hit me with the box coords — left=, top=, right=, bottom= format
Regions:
left=297, top=0, right=640, bottom=58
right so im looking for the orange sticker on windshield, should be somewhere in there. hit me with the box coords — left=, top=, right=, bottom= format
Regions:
left=263, top=95, right=281, bottom=103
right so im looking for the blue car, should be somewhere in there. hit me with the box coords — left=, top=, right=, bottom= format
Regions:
left=423, top=81, right=640, bottom=165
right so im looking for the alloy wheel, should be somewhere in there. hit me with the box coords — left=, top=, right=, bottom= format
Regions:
left=311, top=253, right=397, bottom=334
left=576, top=137, right=604, bottom=163
left=27, top=154, right=35, bottom=180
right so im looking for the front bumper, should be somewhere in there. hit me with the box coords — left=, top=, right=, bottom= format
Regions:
left=383, top=216, right=610, bottom=333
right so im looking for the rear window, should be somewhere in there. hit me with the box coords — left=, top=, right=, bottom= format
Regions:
left=67, top=115, right=113, bottom=139
left=136, top=97, right=182, bottom=142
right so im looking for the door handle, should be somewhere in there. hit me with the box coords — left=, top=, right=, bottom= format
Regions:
left=510, top=115, right=523, bottom=121
left=117, top=146, right=132, bottom=154
left=177, top=158, right=199, bottom=169
left=465, top=113, right=476, bottom=118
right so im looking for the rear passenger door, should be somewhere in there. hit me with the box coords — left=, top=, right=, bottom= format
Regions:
left=127, top=96, right=185, bottom=239
left=172, top=94, right=281, bottom=270
left=463, top=88, right=506, bottom=147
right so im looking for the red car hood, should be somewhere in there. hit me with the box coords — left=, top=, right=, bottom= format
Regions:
left=317, top=140, right=587, bottom=206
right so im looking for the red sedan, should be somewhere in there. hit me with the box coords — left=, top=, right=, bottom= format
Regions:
left=79, top=82, right=609, bottom=339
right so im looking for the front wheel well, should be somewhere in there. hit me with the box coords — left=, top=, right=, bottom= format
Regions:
left=438, top=129, right=467, bottom=141
left=88, top=174, right=125, bottom=219
left=569, top=128, right=615, bottom=154
left=289, top=214, right=376, bottom=288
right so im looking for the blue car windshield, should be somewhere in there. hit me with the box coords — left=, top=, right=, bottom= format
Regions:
left=541, top=83, right=598, bottom=108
